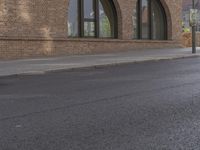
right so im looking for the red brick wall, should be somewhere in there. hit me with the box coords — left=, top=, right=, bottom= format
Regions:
left=0, top=0, right=183, bottom=59
left=182, top=32, right=200, bottom=47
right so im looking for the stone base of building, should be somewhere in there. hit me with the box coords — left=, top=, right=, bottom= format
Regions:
left=0, top=38, right=183, bottom=59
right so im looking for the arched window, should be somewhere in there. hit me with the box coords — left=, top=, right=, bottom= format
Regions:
left=68, top=0, right=118, bottom=38
left=133, top=0, right=167, bottom=40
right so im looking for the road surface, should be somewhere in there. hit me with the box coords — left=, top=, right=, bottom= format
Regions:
left=1, top=57, right=200, bottom=150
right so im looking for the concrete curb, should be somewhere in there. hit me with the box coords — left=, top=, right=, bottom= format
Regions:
left=1, top=54, right=199, bottom=78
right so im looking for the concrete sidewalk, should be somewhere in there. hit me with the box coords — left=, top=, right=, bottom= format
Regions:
left=0, top=47, right=199, bottom=77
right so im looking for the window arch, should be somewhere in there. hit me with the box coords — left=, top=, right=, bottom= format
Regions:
left=133, top=0, right=167, bottom=40
left=68, top=0, right=118, bottom=38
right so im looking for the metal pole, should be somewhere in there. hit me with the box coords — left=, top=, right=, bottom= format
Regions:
left=192, top=0, right=196, bottom=53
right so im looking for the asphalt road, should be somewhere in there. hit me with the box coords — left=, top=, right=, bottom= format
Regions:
left=1, top=57, right=200, bottom=150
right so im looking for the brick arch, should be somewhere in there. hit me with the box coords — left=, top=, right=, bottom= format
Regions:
left=66, top=0, right=122, bottom=39
left=66, top=0, right=71, bottom=36
left=160, top=0, right=173, bottom=40
left=132, top=0, right=172, bottom=40
left=112, top=0, right=123, bottom=39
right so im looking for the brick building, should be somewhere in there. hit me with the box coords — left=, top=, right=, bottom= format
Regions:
left=0, top=0, right=182, bottom=58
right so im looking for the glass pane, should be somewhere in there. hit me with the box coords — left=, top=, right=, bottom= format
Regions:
left=151, top=0, right=165, bottom=40
left=84, top=21, right=95, bottom=36
left=68, top=0, right=78, bottom=37
left=84, top=0, right=95, bottom=19
left=99, top=0, right=113, bottom=38
left=141, top=0, right=149, bottom=39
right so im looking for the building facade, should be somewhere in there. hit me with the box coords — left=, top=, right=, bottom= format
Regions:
left=0, top=0, right=182, bottom=58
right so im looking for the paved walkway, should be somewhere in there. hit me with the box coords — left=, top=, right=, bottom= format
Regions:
left=0, top=47, right=199, bottom=77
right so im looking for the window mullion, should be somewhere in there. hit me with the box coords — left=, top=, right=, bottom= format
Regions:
left=79, top=0, right=84, bottom=37
left=149, top=0, right=152, bottom=39
left=139, top=0, right=142, bottom=39
left=95, top=0, right=99, bottom=38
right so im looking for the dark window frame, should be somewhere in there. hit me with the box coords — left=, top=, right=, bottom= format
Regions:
left=136, top=0, right=167, bottom=40
left=72, top=0, right=118, bottom=38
